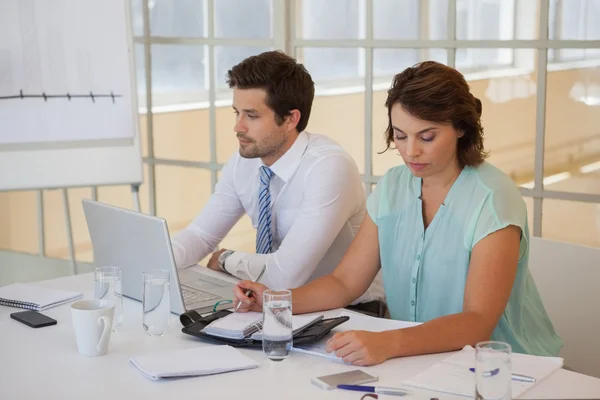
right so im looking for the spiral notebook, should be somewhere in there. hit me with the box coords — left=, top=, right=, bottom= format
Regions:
left=0, top=283, right=83, bottom=311
left=202, top=311, right=323, bottom=340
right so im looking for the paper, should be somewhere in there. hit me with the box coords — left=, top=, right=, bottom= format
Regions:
left=202, top=312, right=262, bottom=339
left=201, top=312, right=323, bottom=340
left=129, top=345, right=259, bottom=380
left=0, top=283, right=83, bottom=311
left=403, top=345, right=564, bottom=398
left=292, top=311, right=422, bottom=362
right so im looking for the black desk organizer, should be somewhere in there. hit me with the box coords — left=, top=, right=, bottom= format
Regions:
left=180, top=309, right=349, bottom=348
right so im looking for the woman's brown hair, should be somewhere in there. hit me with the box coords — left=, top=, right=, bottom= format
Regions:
left=383, top=61, right=487, bottom=167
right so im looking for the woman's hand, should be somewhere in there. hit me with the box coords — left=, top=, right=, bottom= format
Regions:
left=325, top=330, right=391, bottom=366
left=232, top=281, right=269, bottom=312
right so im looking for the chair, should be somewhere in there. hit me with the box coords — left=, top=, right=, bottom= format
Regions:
left=528, top=237, right=600, bottom=378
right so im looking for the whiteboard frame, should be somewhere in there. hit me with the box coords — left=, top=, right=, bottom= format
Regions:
left=0, top=0, right=143, bottom=192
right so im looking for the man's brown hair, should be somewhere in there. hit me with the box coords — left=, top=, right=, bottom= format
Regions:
left=384, top=61, right=488, bottom=167
left=227, top=51, right=315, bottom=133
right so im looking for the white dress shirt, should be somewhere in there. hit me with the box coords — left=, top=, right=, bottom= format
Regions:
left=172, top=131, right=384, bottom=303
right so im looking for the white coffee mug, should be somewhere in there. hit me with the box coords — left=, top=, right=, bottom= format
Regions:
left=71, top=299, right=115, bottom=357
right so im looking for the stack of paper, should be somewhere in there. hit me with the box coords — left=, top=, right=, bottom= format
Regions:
left=0, top=283, right=83, bottom=311
left=292, top=311, right=422, bottom=362
left=129, top=345, right=259, bottom=380
left=403, top=345, right=563, bottom=398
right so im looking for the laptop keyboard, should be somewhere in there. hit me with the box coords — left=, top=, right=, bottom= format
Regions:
left=181, top=286, right=219, bottom=304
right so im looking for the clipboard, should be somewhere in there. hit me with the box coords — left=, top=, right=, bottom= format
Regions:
left=180, top=309, right=349, bottom=348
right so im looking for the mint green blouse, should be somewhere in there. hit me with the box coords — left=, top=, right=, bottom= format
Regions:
left=367, top=162, right=563, bottom=356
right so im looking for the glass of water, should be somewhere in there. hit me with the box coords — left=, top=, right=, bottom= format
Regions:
left=262, top=289, right=292, bottom=361
left=94, top=266, right=123, bottom=332
left=142, top=269, right=170, bottom=336
left=475, top=341, right=512, bottom=400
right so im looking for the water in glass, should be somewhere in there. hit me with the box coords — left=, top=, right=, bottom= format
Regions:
left=143, top=272, right=170, bottom=336
left=262, top=299, right=292, bottom=361
left=94, top=267, right=123, bottom=332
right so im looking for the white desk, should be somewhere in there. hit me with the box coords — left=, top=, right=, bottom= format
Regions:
left=2, top=273, right=600, bottom=400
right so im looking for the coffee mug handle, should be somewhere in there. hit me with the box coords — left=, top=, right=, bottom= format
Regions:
left=96, top=316, right=111, bottom=353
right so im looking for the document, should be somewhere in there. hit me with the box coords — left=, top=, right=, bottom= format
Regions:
left=292, top=311, right=422, bottom=361
left=129, top=345, right=259, bottom=380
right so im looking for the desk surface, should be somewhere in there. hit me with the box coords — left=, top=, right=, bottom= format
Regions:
left=2, top=273, right=600, bottom=400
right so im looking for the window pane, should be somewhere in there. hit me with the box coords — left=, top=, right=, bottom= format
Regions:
left=298, top=47, right=360, bottom=83
left=297, top=0, right=362, bottom=39
left=373, top=0, right=419, bottom=40
left=544, top=55, right=600, bottom=191
left=456, top=0, right=537, bottom=40
left=372, top=49, right=448, bottom=176
left=215, top=46, right=271, bottom=89
left=456, top=48, right=514, bottom=72
left=134, top=44, right=146, bottom=109
left=155, top=166, right=212, bottom=236
left=429, top=0, right=449, bottom=39
left=215, top=0, right=272, bottom=38
left=149, top=0, right=205, bottom=37
left=130, top=0, right=144, bottom=36
left=542, top=199, right=600, bottom=247
left=373, top=49, right=449, bottom=80
left=373, top=49, right=419, bottom=78
left=151, top=45, right=206, bottom=107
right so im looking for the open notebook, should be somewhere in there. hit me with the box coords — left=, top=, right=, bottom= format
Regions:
left=202, top=311, right=323, bottom=340
left=0, top=283, right=83, bottom=311
left=403, top=345, right=563, bottom=398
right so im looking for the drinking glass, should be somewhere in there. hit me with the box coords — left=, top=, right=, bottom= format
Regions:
left=475, top=341, right=512, bottom=400
left=262, top=289, right=292, bottom=361
left=94, top=266, right=123, bottom=332
left=142, top=269, right=170, bottom=336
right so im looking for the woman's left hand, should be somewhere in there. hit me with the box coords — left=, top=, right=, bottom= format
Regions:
left=325, top=330, right=390, bottom=366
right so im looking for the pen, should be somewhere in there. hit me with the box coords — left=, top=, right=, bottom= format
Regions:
left=337, top=385, right=410, bottom=396
left=234, top=264, right=267, bottom=312
left=469, top=367, right=536, bottom=383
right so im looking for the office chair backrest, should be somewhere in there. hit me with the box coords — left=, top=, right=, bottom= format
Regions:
left=528, top=237, right=600, bottom=378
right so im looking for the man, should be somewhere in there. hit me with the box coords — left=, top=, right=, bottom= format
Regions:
left=172, top=51, right=383, bottom=305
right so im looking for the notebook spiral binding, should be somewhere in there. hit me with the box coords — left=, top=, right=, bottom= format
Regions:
left=0, top=299, right=40, bottom=311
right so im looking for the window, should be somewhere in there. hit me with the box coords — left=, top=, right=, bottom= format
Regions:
left=297, top=0, right=515, bottom=86
left=549, top=0, right=600, bottom=63
left=131, top=0, right=272, bottom=107
left=455, top=0, right=515, bottom=71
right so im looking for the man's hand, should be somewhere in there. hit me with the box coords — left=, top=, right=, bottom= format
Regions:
left=325, top=330, right=391, bottom=366
left=207, top=249, right=228, bottom=272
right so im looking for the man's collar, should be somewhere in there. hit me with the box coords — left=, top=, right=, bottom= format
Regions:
left=267, top=131, right=309, bottom=183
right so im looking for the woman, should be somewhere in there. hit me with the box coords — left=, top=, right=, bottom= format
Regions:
left=233, top=61, right=563, bottom=366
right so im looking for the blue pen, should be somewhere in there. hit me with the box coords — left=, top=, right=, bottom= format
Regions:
left=469, top=368, right=536, bottom=383
left=337, top=385, right=410, bottom=396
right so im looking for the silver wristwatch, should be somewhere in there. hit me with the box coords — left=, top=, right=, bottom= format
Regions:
left=218, top=250, right=234, bottom=272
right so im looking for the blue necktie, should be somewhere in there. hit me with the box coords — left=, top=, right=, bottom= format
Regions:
left=256, top=166, right=275, bottom=254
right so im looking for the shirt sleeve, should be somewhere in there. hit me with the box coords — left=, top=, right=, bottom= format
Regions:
left=366, top=172, right=386, bottom=225
left=470, top=184, right=529, bottom=260
left=171, top=153, right=246, bottom=268
left=224, top=154, right=365, bottom=290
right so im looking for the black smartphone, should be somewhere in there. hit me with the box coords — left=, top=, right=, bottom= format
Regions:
left=10, top=311, right=57, bottom=328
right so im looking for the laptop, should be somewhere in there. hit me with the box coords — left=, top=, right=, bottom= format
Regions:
left=82, top=199, right=236, bottom=315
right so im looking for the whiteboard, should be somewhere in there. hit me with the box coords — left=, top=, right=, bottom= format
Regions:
left=0, top=0, right=142, bottom=190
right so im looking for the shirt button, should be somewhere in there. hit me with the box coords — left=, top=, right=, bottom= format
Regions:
left=416, top=254, right=421, bottom=261
left=421, top=233, right=424, bottom=239
left=412, top=278, right=416, bottom=284
left=411, top=301, right=415, bottom=306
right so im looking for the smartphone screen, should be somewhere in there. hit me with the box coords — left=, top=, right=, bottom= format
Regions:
left=10, top=311, right=57, bottom=328
left=312, top=369, right=378, bottom=390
